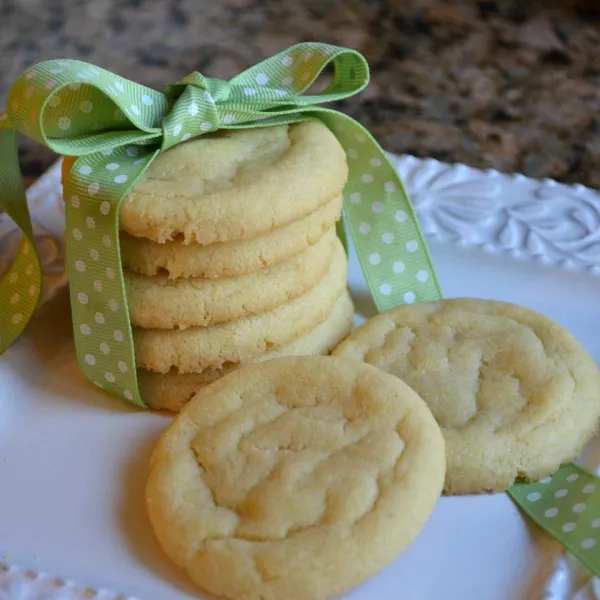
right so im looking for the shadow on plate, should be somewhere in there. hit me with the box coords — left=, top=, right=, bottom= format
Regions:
left=349, top=285, right=377, bottom=322
left=512, top=517, right=565, bottom=600
left=118, top=429, right=215, bottom=599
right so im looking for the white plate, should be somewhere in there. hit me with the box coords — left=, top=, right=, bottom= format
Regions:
left=1, top=157, right=600, bottom=600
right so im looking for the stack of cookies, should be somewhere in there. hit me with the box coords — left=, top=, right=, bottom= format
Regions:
left=112, top=121, right=353, bottom=411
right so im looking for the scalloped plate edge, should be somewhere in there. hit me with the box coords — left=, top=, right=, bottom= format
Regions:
left=0, top=559, right=137, bottom=600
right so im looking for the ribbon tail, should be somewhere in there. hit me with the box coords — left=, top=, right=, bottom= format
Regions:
left=0, top=126, right=43, bottom=353
left=508, top=464, right=600, bottom=577
left=63, top=146, right=161, bottom=408
left=309, top=109, right=443, bottom=311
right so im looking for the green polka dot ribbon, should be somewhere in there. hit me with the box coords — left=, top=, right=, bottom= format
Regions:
left=509, top=465, right=600, bottom=576
left=1, top=43, right=599, bottom=574
left=0, top=43, right=442, bottom=407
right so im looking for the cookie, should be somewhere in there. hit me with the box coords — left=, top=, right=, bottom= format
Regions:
left=119, top=195, right=342, bottom=279
left=333, top=298, right=600, bottom=494
left=75, top=121, right=344, bottom=243
left=146, top=355, right=445, bottom=600
left=126, top=228, right=336, bottom=329
left=134, top=240, right=347, bottom=373
left=138, top=290, right=355, bottom=412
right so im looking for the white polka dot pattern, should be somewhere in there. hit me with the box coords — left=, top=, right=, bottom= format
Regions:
left=63, top=142, right=159, bottom=407
left=508, top=465, right=600, bottom=575
left=318, top=110, right=441, bottom=311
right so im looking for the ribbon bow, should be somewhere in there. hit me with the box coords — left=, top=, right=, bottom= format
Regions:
left=0, top=42, right=441, bottom=407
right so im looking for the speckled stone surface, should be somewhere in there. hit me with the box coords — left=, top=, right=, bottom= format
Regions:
left=1, top=0, right=599, bottom=187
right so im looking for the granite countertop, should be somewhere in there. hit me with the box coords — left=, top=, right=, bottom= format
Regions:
left=1, top=0, right=599, bottom=188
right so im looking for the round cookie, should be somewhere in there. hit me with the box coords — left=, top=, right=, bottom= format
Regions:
left=146, top=355, right=445, bottom=600
left=61, top=122, right=345, bottom=244
left=138, top=291, right=355, bottom=412
left=120, top=195, right=342, bottom=280
left=64, top=121, right=346, bottom=244
left=333, top=298, right=600, bottom=494
left=126, top=228, right=336, bottom=329
left=134, top=240, right=347, bottom=373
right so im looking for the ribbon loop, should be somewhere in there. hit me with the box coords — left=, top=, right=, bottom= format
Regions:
left=229, top=42, right=369, bottom=106
left=7, top=60, right=166, bottom=159
left=0, top=125, right=43, bottom=351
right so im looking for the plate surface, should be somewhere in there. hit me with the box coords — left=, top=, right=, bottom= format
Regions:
left=1, top=157, right=600, bottom=600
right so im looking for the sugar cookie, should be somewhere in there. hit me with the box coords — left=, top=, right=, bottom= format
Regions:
left=146, top=355, right=445, bottom=600
left=333, top=298, right=600, bottom=493
left=121, top=121, right=347, bottom=243
left=119, top=195, right=342, bottom=280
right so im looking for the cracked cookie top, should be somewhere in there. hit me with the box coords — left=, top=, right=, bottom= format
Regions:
left=146, top=355, right=445, bottom=600
left=120, top=120, right=347, bottom=244
left=333, top=298, right=600, bottom=494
